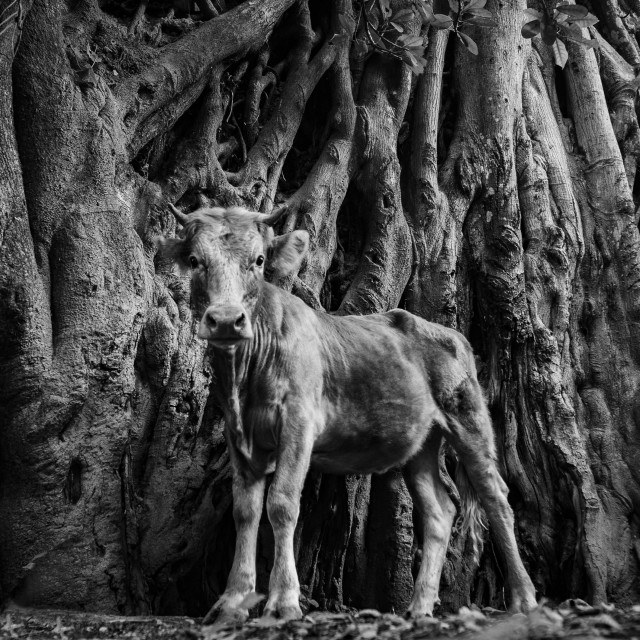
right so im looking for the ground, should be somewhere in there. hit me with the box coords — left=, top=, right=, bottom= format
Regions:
left=2, top=601, right=639, bottom=640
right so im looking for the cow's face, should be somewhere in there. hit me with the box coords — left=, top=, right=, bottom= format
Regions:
left=160, top=206, right=309, bottom=347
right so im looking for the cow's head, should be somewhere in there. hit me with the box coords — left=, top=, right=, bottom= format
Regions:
left=159, top=205, right=309, bottom=347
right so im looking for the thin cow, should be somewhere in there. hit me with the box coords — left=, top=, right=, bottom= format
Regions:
left=159, top=204, right=537, bottom=623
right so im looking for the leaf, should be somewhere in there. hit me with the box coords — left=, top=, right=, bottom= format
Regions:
left=556, top=3, right=588, bottom=18
left=570, top=13, right=599, bottom=28
left=399, top=33, right=424, bottom=47
left=402, top=49, right=419, bottom=65
left=458, top=31, right=478, bottom=54
left=464, top=0, right=487, bottom=8
left=552, top=37, right=568, bottom=68
left=541, top=21, right=557, bottom=45
left=407, top=45, right=426, bottom=58
left=411, top=57, right=428, bottom=74
left=559, top=22, right=598, bottom=46
left=378, top=0, right=392, bottom=19
left=523, top=8, right=543, bottom=21
left=415, top=2, right=435, bottom=24
left=432, top=13, right=454, bottom=28
left=391, top=8, right=414, bottom=22
left=521, top=19, right=541, bottom=38
left=465, top=15, right=497, bottom=27
left=368, top=26, right=387, bottom=50
left=448, top=0, right=459, bottom=13
left=400, top=48, right=427, bottom=74
left=390, top=21, right=404, bottom=32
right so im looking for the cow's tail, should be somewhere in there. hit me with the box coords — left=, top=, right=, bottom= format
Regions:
left=455, top=459, right=486, bottom=567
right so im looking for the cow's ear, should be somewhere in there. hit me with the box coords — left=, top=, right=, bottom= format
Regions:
left=269, top=230, right=309, bottom=277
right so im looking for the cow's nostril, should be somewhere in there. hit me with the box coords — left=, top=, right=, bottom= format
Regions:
left=207, top=313, right=217, bottom=328
left=235, top=313, right=246, bottom=329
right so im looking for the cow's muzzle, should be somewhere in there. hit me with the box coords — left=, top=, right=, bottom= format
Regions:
left=198, top=304, right=253, bottom=345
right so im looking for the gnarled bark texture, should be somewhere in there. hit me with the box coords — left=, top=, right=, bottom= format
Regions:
left=2, top=0, right=640, bottom=615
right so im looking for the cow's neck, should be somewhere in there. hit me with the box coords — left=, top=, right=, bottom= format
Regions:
left=207, top=281, right=286, bottom=462
left=209, top=346, right=249, bottom=458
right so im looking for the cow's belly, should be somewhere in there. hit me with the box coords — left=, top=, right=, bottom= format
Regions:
left=310, top=398, right=441, bottom=475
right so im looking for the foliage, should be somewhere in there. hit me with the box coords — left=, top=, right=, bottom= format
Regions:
left=521, top=2, right=598, bottom=68
left=351, top=0, right=600, bottom=74
left=350, top=0, right=497, bottom=75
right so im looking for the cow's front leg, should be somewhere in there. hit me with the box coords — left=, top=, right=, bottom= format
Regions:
left=203, top=464, right=266, bottom=625
left=262, top=425, right=313, bottom=621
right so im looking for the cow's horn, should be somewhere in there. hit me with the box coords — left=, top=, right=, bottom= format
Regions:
left=169, top=203, right=190, bottom=227
left=260, top=205, right=287, bottom=226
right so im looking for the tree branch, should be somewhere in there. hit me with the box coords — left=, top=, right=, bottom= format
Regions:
left=242, top=45, right=274, bottom=148
left=404, top=28, right=453, bottom=325
left=0, top=0, right=48, bottom=381
left=337, top=45, right=413, bottom=315
left=158, top=69, right=239, bottom=207
left=596, top=33, right=640, bottom=189
left=232, top=2, right=338, bottom=205
left=591, top=0, right=640, bottom=66
left=116, top=0, right=297, bottom=159
left=195, top=0, right=218, bottom=20
left=566, top=36, right=640, bottom=319
left=286, top=3, right=358, bottom=295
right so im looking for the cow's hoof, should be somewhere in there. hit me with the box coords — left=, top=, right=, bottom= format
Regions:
left=404, top=609, right=433, bottom=620
left=404, top=604, right=437, bottom=620
left=509, top=599, right=538, bottom=614
left=202, top=604, right=248, bottom=626
left=508, top=586, right=538, bottom=614
left=262, top=602, right=303, bottom=622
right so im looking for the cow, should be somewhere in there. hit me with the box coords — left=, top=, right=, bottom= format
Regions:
left=159, top=203, right=537, bottom=623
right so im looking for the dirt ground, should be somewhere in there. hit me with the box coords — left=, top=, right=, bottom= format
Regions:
left=2, top=600, right=639, bottom=640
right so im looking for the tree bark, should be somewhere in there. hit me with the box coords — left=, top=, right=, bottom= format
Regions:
left=2, top=0, right=640, bottom=615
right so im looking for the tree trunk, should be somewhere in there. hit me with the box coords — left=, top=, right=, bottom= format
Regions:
left=2, top=0, right=640, bottom=615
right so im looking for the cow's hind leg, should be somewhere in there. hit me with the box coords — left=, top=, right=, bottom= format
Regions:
left=444, top=378, right=537, bottom=612
left=203, top=464, right=266, bottom=624
left=403, top=430, right=456, bottom=617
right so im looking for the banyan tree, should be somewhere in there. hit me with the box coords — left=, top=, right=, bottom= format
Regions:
left=1, top=0, right=640, bottom=615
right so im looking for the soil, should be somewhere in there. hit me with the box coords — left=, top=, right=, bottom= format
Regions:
left=2, top=601, right=639, bottom=640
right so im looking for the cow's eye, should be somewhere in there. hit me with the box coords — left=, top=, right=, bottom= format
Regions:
left=256, top=255, right=265, bottom=267
left=189, top=256, right=198, bottom=269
